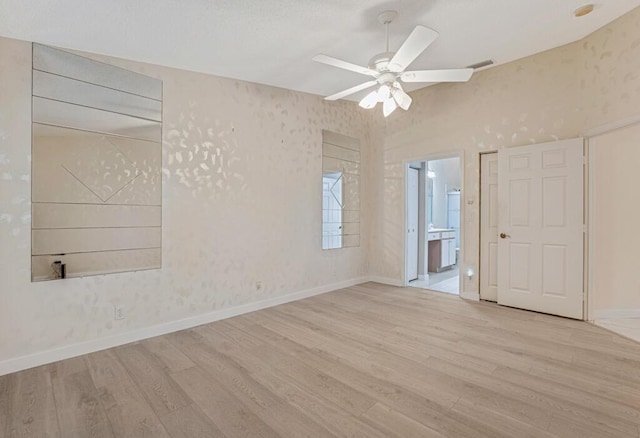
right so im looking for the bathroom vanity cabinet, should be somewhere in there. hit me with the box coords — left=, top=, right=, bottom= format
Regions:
left=427, top=229, right=457, bottom=272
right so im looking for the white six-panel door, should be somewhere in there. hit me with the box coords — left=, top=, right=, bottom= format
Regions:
left=497, top=138, right=584, bottom=319
left=480, top=153, right=499, bottom=301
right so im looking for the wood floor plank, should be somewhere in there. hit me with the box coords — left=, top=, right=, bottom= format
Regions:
left=0, top=373, right=9, bottom=434
left=250, top=366, right=390, bottom=438
left=171, top=366, right=279, bottom=438
left=227, top=321, right=475, bottom=436
left=374, top=350, right=552, bottom=430
left=1, top=366, right=60, bottom=438
left=171, top=335, right=334, bottom=437
left=113, top=344, right=191, bottom=417
left=427, top=355, right=639, bottom=436
left=493, top=365, right=640, bottom=425
left=247, top=310, right=374, bottom=359
left=525, top=360, right=640, bottom=408
left=51, top=369, right=114, bottom=438
left=139, top=336, right=196, bottom=373
left=159, top=404, right=226, bottom=438
left=212, top=320, right=264, bottom=349
left=3, top=282, right=640, bottom=437
left=201, top=319, right=377, bottom=416
left=361, top=402, right=447, bottom=438
left=85, top=349, right=170, bottom=437
left=249, top=342, right=378, bottom=416
left=50, top=356, right=88, bottom=380
left=548, top=413, right=637, bottom=438
left=449, top=398, right=557, bottom=438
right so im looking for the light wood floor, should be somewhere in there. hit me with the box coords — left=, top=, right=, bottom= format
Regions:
left=2, top=282, right=640, bottom=437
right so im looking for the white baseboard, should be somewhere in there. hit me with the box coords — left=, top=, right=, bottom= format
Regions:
left=593, top=309, right=640, bottom=320
left=418, top=274, right=429, bottom=281
left=367, top=276, right=404, bottom=287
left=0, top=276, right=368, bottom=377
left=460, top=291, right=480, bottom=302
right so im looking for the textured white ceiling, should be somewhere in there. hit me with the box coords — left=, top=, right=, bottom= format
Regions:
left=2, top=0, right=640, bottom=101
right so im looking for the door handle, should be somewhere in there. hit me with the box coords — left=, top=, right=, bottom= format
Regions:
left=500, top=232, right=510, bottom=239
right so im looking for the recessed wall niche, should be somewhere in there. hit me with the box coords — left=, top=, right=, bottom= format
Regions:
left=31, top=44, right=163, bottom=281
left=322, top=130, right=360, bottom=250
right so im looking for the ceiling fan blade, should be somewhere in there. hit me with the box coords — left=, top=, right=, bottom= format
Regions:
left=388, top=25, right=439, bottom=73
left=313, top=54, right=380, bottom=77
left=400, top=68, right=473, bottom=83
left=324, top=80, right=378, bottom=101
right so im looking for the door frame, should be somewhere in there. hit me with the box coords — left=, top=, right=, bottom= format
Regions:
left=406, top=166, right=420, bottom=282
left=478, top=151, right=498, bottom=301
left=403, top=150, right=466, bottom=290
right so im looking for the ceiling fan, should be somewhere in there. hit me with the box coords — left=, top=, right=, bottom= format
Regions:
left=313, top=10, right=474, bottom=117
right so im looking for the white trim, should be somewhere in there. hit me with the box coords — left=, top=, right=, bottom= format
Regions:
left=418, top=274, right=429, bottom=281
left=406, top=166, right=420, bottom=284
left=368, top=276, right=404, bottom=287
left=593, top=309, right=640, bottom=320
left=586, top=138, right=595, bottom=321
left=582, top=113, right=640, bottom=138
left=402, top=162, right=409, bottom=286
left=460, top=291, right=480, bottom=301
left=0, top=276, right=368, bottom=376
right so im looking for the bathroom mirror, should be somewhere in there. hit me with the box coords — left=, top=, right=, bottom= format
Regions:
left=31, top=44, right=163, bottom=281
left=322, top=130, right=360, bottom=249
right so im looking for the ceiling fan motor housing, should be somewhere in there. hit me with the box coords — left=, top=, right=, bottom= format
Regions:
left=376, top=72, right=398, bottom=86
left=368, top=52, right=396, bottom=73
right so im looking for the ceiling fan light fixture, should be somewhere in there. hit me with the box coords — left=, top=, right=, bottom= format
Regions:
left=313, top=10, right=473, bottom=117
left=383, top=97, right=398, bottom=117
left=392, top=86, right=412, bottom=110
left=377, top=85, right=391, bottom=102
left=359, top=90, right=379, bottom=109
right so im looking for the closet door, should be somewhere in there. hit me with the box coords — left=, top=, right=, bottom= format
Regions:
left=497, top=138, right=584, bottom=319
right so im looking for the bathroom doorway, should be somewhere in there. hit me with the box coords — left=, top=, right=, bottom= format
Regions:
left=405, top=156, right=462, bottom=295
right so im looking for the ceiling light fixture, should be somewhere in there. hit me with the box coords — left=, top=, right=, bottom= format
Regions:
left=359, top=81, right=412, bottom=117
left=356, top=14, right=413, bottom=117
left=314, top=11, right=473, bottom=118
left=574, top=4, right=594, bottom=17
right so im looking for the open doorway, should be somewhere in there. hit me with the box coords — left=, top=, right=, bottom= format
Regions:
left=405, top=156, right=462, bottom=295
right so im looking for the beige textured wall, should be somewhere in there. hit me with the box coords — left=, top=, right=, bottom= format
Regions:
left=370, top=8, right=640, bottom=302
left=0, top=36, right=371, bottom=365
